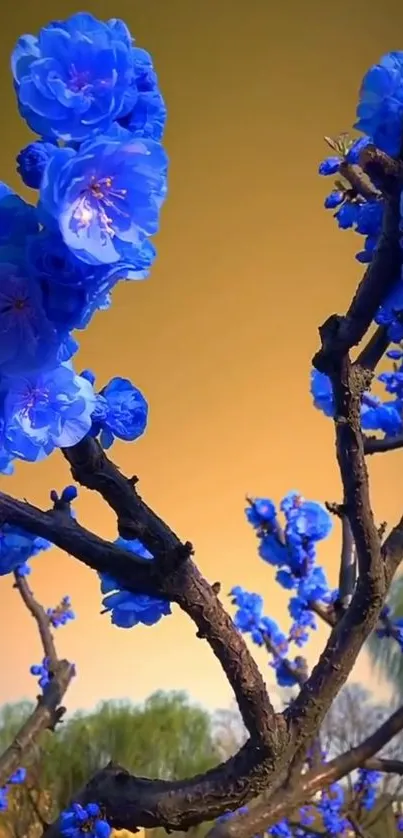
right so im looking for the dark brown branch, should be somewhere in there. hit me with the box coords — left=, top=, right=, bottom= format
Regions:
left=0, top=486, right=281, bottom=749
left=0, top=659, right=73, bottom=789
left=205, top=705, right=403, bottom=838
left=285, top=359, right=387, bottom=748
left=313, top=191, right=401, bottom=368
left=354, top=325, right=390, bottom=372
left=339, top=162, right=382, bottom=201
left=13, top=573, right=58, bottom=666
left=63, top=437, right=191, bottom=572
left=364, top=758, right=403, bottom=776
left=364, top=434, right=403, bottom=455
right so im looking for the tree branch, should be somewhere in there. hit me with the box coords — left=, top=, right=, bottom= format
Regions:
left=313, top=191, right=401, bottom=366
left=13, top=573, right=58, bottom=666
left=354, top=326, right=389, bottom=372
left=205, top=705, right=403, bottom=838
left=364, top=434, right=403, bottom=455
left=0, top=575, right=75, bottom=788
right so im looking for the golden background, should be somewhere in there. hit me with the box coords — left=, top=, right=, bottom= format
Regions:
left=0, top=0, right=401, bottom=713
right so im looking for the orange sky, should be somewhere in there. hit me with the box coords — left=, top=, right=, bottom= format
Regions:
left=0, top=0, right=402, bottom=715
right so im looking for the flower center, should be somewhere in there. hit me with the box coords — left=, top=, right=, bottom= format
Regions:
left=21, top=386, right=49, bottom=416
left=13, top=298, right=26, bottom=310
left=73, top=175, right=128, bottom=240
left=68, top=65, right=91, bottom=93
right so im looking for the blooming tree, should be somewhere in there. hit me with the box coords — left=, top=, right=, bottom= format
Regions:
left=1, top=11, right=403, bottom=838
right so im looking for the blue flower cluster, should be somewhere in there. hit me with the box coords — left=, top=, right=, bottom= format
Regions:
left=353, top=769, right=381, bottom=810
left=47, top=595, right=75, bottom=628
left=0, top=524, right=50, bottom=576
left=60, top=802, right=111, bottom=838
left=30, top=656, right=53, bottom=690
left=0, top=12, right=167, bottom=474
left=319, top=135, right=385, bottom=265
left=317, top=783, right=349, bottom=836
left=319, top=55, right=403, bottom=346
left=230, top=492, right=334, bottom=688
left=0, top=767, right=27, bottom=812
left=99, top=537, right=172, bottom=628
left=311, top=346, right=403, bottom=439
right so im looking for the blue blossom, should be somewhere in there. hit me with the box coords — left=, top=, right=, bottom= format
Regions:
left=91, top=376, right=148, bottom=448
left=356, top=200, right=384, bottom=236
left=26, top=230, right=120, bottom=334
left=376, top=279, right=403, bottom=339
left=289, top=500, right=332, bottom=542
left=269, top=820, right=292, bottom=838
left=245, top=497, right=277, bottom=528
left=318, top=157, right=341, bottom=175
left=12, top=14, right=138, bottom=142
left=0, top=185, right=39, bottom=248
left=100, top=537, right=171, bottom=628
left=324, top=191, right=344, bottom=209
left=119, top=47, right=167, bottom=141
left=2, top=363, right=96, bottom=461
left=345, top=136, right=371, bottom=163
left=100, top=577, right=171, bottom=628
left=60, top=801, right=111, bottom=838
left=310, top=370, right=334, bottom=417
left=0, top=262, right=62, bottom=375
left=40, top=134, right=168, bottom=267
left=16, top=141, right=57, bottom=189
left=355, top=52, right=403, bottom=155
left=0, top=524, right=50, bottom=576
left=335, top=201, right=359, bottom=229
left=47, top=595, right=76, bottom=628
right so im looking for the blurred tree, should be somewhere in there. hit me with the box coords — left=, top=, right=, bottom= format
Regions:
left=0, top=692, right=219, bottom=838
left=367, top=576, right=403, bottom=699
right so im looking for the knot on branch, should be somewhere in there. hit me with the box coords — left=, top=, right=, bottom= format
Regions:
left=313, top=314, right=347, bottom=374
left=359, top=144, right=403, bottom=195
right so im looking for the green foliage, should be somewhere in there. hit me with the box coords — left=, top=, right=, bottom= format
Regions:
left=0, top=692, right=220, bottom=837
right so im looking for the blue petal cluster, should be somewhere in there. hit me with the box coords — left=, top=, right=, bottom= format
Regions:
left=355, top=52, right=403, bottom=155
left=60, top=802, right=111, bottom=838
left=88, top=373, right=148, bottom=449
left=0, top=13, right=168, bottom=474
left=317, top=783, right=349, bottom=835
left=230, top=492, right=333, bottom=688
left=47, top=595, right=75, bottom=628
left=99, top=538, right=172, bottom=628
left=0, top=524, right=50, bottom=576
left=353, top=769, right=381, bottom=810
left=12, top=13, right=165, bottom=144
left=311, top=348, right=403, bottom=440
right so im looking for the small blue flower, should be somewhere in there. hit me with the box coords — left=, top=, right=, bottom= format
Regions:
left=16, top=141, right=57, bottom=190
left=0, top=185, right=39, bottom=247
left=2, top=363, right=96, bottom=461
left=310, top=370, right=334, bottom=417
left=335, top=201, right=359, bottom=229
left=40, top=135, right=168, bottom=267
left=0, top=525, right=50, bottom=576
left=119, top=47, right=167, bottom=141
left=12, top=14, right=138, bottom=142
left=91, top=377, right=148, bottom=448
left=0, top=262, right=61, bottom=375
left=318, top=157, right=341, bottom=175
left=101, top=581, right=171, bottom=628
left=324, top=191, right=344, bottom=209
left=355, top=52, right=403, bottom=155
